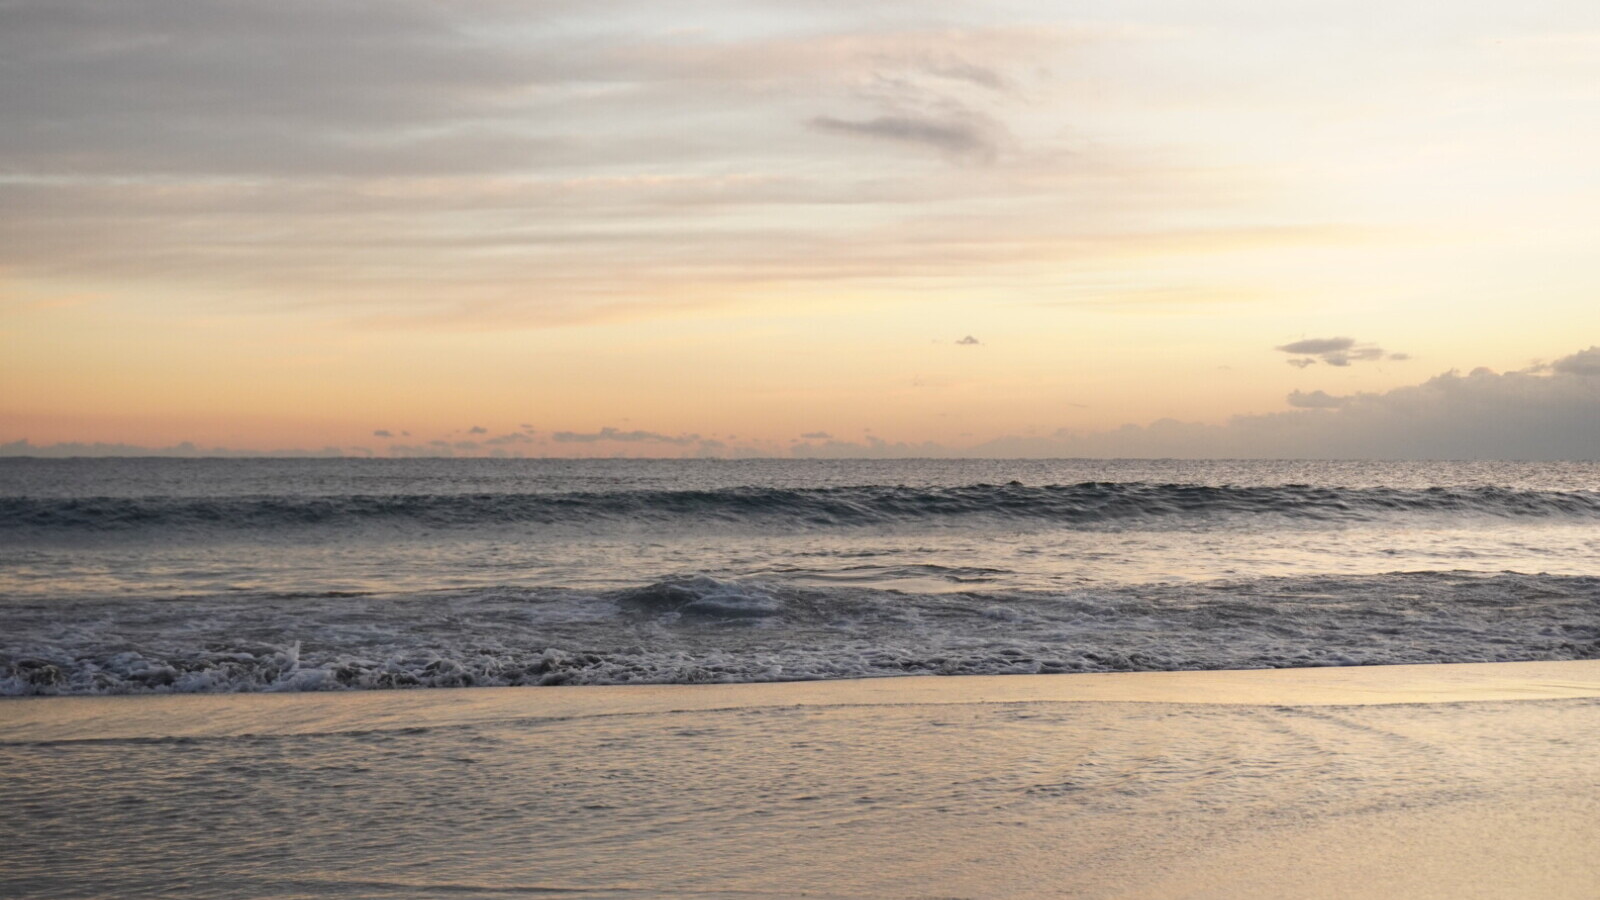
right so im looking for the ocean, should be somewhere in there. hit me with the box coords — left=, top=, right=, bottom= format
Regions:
left=3, top=458, right=1598, bottom=695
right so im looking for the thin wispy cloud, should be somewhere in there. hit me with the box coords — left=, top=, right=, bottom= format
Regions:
left=6, top=3, right=1599, bottom=457
left=0, top=1, right=1233, bottom=334
left=810, top=113, right=1004, bottom=162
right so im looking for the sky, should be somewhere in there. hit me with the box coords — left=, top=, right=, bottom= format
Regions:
left=3, top=1, right=1598, bottom=459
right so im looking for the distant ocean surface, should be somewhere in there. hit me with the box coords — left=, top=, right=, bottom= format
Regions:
left=3, top=458, right=1598, bottom=695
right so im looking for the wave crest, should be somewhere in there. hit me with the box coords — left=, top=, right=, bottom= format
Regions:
left=5, top=572, right=1598, bottom=696
left=7, top=483, right=1600, bottom=537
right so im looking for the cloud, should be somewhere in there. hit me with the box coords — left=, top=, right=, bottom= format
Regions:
left=0, top=440, right=349, bottom=458
left=809, top=113, right=1004, bottom=162
left=1278, top=337, right=1357, bottom=355
left=467, top=425, right=488, bottom=434
left=1553, top=346, right=1600, bottom=376
left=1275, top=336, right=1397, bottom=367
left=1286, top=389, right=1349, bottom=409
left=550, top=427, right=699, bottom=445
left=372, top=429, right=392, bottom=437
left=765, top=345, right=1600, bottom=460
left=972, top=347, right=1600, bottom=459
left=0, top=3, right=1270, bottom=335
left=1325, top=349, right=1385, bottom=367
left=956, top=335, right=981, bottom=345
left=10, top=346, right=1597, bottom=460
left=0, top=9, right=1065, bottom=182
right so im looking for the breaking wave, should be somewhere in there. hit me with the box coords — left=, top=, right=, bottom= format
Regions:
left=4, top=572, right=1598, bottom=696
left=6, top=483, right=1600, bottom=538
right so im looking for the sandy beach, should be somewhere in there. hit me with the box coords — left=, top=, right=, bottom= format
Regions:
left=4, top=660, right=1598, bottom=898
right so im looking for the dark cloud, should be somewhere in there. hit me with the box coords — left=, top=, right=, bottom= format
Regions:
left=810, top=113, right=1002, bottom=162
left=800, top=431, right=833, bottom=440
left=484, top=432, right=531, bottom=445
left=550, top=427, right=699, bottom=445
left=372, top=429, right=392, bottom=437
left=956, top=335, right=981, bottom=345
left=467, top=425, right=488, bottom=434
left=1276, top=336, right=1396, bottom=367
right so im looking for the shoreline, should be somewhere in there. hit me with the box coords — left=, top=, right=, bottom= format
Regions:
left=6, top=658, right=1600, bottom=744
left=6, top=658, right=1599, bottom=897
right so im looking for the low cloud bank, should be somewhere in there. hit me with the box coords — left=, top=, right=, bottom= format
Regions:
left=797, top=346, right=1600, bottom=460
left=550, top=427, right=699, bottom=445
left=976, top=347, right=1600, bottom=459
left=0, top=440, right=355, bottom=458
left=6, top=348, right=1597, bottom=460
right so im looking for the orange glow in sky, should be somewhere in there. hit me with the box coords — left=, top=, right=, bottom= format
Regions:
left=4, top=2, right=1599, bottom=457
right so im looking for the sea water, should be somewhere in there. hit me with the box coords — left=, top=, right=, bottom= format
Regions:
left=3, top=458, right=1598, bottom=694
left=4, top=675, right=1599, bottom=898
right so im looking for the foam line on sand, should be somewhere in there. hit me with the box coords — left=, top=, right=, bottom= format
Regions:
left=5, top=659, right=1600, bottom=744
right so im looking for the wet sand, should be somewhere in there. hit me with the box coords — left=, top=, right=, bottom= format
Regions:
left=4, top=661, right=1599, bottom=898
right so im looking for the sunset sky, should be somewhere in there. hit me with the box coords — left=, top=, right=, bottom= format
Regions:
left=4, top=1, right=1599, bottom=458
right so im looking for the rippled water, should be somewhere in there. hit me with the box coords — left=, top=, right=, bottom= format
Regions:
left=3, top=458, right=1598, bottom=694
left=4, top=682, right=1598, bottom=898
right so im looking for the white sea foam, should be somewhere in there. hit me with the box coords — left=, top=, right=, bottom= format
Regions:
left=5, top=460, right=1600, bottom=696
left=4, top=572, right=1597, bottom=695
